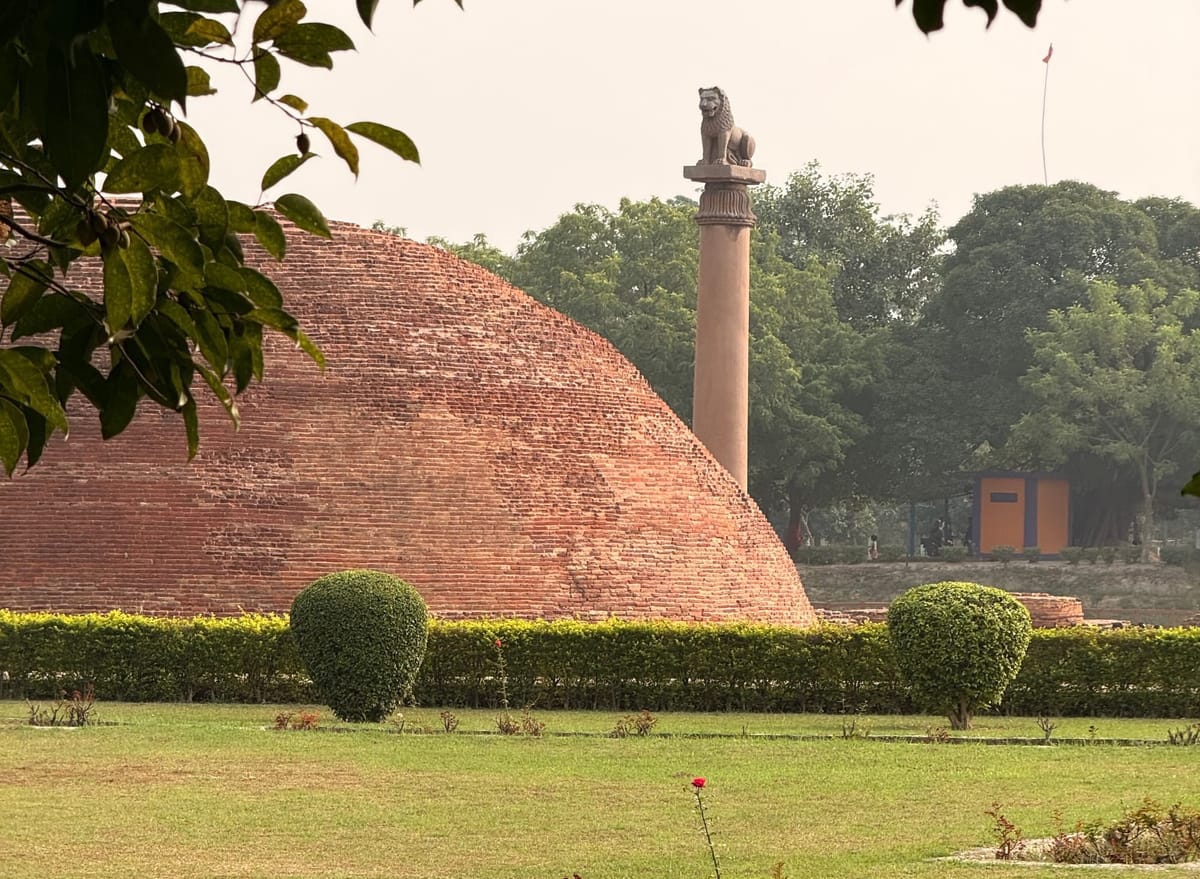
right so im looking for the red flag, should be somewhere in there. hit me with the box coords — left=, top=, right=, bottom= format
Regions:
left=1042, top=43, right=1053, bottom=63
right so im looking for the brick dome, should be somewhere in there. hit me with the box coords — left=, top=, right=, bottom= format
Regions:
left=0, top=221, right=814, bottom=625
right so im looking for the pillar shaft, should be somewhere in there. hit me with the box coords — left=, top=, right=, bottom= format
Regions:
left=693, top=223, right=750, bottom=489
left=683, top=163, right=764, bottom=492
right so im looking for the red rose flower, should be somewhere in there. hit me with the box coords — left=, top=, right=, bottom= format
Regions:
left=494, top=638, right=502, bottom=648
left=692, top=777, right=706, bottom=789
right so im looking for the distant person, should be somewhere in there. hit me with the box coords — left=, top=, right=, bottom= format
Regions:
left=868, top=535, right=879, bottom=561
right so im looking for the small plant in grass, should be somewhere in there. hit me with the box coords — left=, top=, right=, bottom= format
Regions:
left=991, top=545, right=1015, bottom=564
left=290, top=569, right=429, bottom=723
left=888, top=581, right=1033, bottom=730
left=631, top=709, right=658, bottom=735
left=690, top=777, right=721, bottom=879
left=520, top=710, right=546, bottom=737
left=439, top=710, right=459, bottom=734
left=495, top=713, right=522, bottom=735
left=1087, top=724, right=1099, bottom=743
left=27, top=685, right=96, bottom=727
left=273, top=711, right=320, bottom=731
left=1022, top=546, right=1041, bottom=563
left=840, top=715, right=871, bottom=739
left=984, top=803, right=1026, bottom=860
left=1167, top=722, right=1200, bottom=745
left=1036, top=715, right=1058, bottom=743
left=924, top=724, right=951, bottom=744
left=1060, top=546, right=1084, bottom=565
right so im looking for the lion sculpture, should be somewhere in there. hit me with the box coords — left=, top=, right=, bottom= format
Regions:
left=698, top=86, right=755, bottom=167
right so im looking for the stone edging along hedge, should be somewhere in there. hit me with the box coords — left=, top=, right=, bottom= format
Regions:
left=2, top=611, right=1199, bottom=717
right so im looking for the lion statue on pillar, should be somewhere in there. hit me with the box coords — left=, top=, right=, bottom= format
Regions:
left=698, top=87, right=755, bottom=167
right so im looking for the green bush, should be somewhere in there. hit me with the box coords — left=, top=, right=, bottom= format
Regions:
left=1099, top=545, right=1119, bottom=565
left=1022, top=546, right=1041, bottom=563
left=1082, top=547, right=1101, bottom=564
left=941, top=546, right=968, bottom=563
left=1160, top=545, right=1198, bottom=567
left=877, top=544, right=908, bottom=562
left=1060, top=546, right=1084, bottom=565
left=792, top=545, right=870, bottom=565
left=290, top=570, right=428, bottom=722
left=887, top=581, right=1033, bottom=730
left=1120, top=544, right=1144, bottom=564
left=991, top=545, right=1016, bottom=564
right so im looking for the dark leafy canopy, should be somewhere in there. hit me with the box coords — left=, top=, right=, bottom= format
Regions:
left=0, top=1, right=443, bottom=476
left=899, top=0, right=1042, bottom=33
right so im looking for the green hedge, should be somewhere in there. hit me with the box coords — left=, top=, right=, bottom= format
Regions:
left=3, top=611, right=1200, bottom=717
left=0, top=611, right=314, bottom=703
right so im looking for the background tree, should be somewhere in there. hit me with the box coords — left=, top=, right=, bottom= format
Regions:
left=755, top=163, right=944, bottom=330
left=0, top=0, right=433, bottom=475
left=1006, top=281, right=1200, bottom=555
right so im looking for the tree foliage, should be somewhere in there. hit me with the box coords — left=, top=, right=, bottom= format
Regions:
left=0, top=0, right=440, bottom=475
left=887, top=581, right=1032, bottom=730
left=1007, top=281, right=1200, bottom=553
left=899, top=0, right=1042, bottom=33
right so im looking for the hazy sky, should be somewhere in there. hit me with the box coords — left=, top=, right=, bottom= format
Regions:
left=189, top=1, right=1200, bottom=252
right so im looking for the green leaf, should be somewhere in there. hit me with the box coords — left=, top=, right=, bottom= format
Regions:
left=308, top=117, right=359, bottom=177
left=43, top=43, right=110, bottom=189
left=193, top=185, right=230, bottom=251
left=278, top=94, right=308, bottom=113
left=174, top=121, right=211, bottom=198
left=0, top=398, right=28, bottom=476
left=274, top=193, right=331, bottom=238
left=252, top=50, right=280, bottom=101
left=123, top=237, right=159, bottom=327
left=196, top=362, right=239, bottom=429
left=204, top=261, right=246, bottom=293
left=168, top=0, right=238, bottom=12
left=12, top=294, right=92, bottom=341
left=1182, top=471, right=1200, bottom=498
left=103, top=246, right=133, bottom=331
left=260, top=152, right=314, bottom=191
left=1, top=262, right=50, bottom=326
left=23, top=410, right=50, bottom=469
left=357, top=0, right=380, bottom=29
left=107, top=0, right=189, bottom=108
left=133, top=213, right=205, bottom=287
left=191, top=306, right=229, bottom=373
left=245, top=306, right=299, bottom=332
left=186, top=66, right=217, bottom=97
left=253, top=210, right=287, bottom=259
left=0, top=348, right=69, bottom=431
left=272, top=23, right=355, bottom=69
left=227, top=201, right=258, bottom=233
left=185, top=16, right=233, bottom=46
left=253, top=0, right=307, bottom=43
left=346, top=121, right=421, bottom=164
left=104, top=143, right=182, bottom=194
left=99, top=362, right=142, bottom=439
left=240, top=267, right=283, bottom=307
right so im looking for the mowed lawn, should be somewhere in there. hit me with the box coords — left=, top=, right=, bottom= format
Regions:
left=3, top=704, right=1200, bottom=878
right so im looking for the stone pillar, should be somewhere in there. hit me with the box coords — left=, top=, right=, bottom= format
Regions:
left=683, top=163, right=765, bottom=490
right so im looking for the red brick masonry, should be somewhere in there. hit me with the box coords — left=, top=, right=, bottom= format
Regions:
left=0, top=221, right=814, bottom=625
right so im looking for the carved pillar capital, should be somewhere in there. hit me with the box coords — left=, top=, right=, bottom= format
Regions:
left=682, top=164, right=766, bottom=228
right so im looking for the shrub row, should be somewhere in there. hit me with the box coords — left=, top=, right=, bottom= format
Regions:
left=3, top=611, right=1200, bottom=716
left=792, top=544, right=914, bottom=564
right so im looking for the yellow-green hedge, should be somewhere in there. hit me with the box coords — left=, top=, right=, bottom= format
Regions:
left=3, top=610, right=1200, bottom=716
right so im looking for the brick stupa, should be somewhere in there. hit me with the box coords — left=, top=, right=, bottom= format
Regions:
left=0, top=221, right=815, bottom=625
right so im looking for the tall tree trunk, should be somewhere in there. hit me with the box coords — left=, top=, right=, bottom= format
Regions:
left=782, top=485, right=811, bottom=555
left=1140, top=463, right=1156, bottom=563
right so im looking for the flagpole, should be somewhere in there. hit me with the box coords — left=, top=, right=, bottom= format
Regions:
left=1041, top=43, right=1053, bottom=185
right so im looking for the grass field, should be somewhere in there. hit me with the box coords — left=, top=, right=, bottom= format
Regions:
left=4, top=702, right=1200, bottom=878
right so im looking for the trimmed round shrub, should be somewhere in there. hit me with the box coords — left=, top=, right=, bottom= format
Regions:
left=887, top=581, right=1032, bottom=730
left=290, top=570, right=429, bottom=722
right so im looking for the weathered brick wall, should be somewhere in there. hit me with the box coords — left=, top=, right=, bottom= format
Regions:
left=0, top=221, right=814, bottom=625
